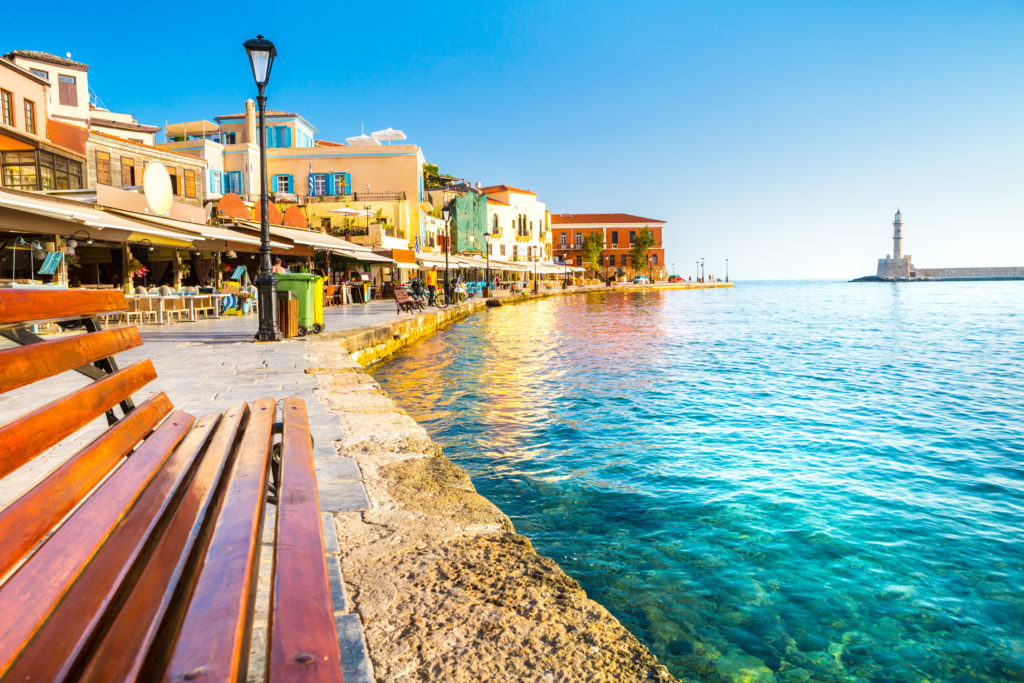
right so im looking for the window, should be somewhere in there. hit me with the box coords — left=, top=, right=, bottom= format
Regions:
left=276, top=175, right=290, bottom=193
left=1, top=90, right=12, bottom=126
left=559, top=232, right=566, bottom=247
left=629, top=231, right=636, bottom=244
left=611, top=230, right=618, bottom=247
left=652, top=254, right=658, bottom=265
left=23, top=100, right=35, bottom=134
left=576, top=256, right=582, bottom=266
left=333, top=174, right=346, bottom=195
left=95, top=150, right=112, bottom=185
left=121, top=157, right=135, bottom=186
left=621, top=254, right=628, bottom=266
left=168, top=168, right=179, bottom=195
left=227, top=171, right=242, bottom=194
left=222, top=132, right=236, bottom=144
left=492, top=214, right=498, bottom=233
left=575, top=232, right=583, bottom=247
left=209, top=169, right=221, bottom=194
left=313, top=173, right=327, bottom=196
left=184, top=169, right=197, bottom=198
left=2, top=150, right=37, bottom=189
left=29, top=68, right=48, bottom=81
left=58, top=75, right=77, bottom=107
left=500, top=244, right=506, bottom=256
left=608, top=255, right=615, bottom=265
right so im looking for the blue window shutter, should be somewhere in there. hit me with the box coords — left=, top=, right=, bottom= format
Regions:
left=328, top=173, right=336, bottom=195
left=209, top=170, right=216, bottom=193
left=344, top=172, right=351, bottom=195
left=221, top=171, right=227, bottom=192
left=270, top=174, right=279, bottom=192
left=286, top=174, right=294, bottom=193
left=283, top=127, right=291, bottom=147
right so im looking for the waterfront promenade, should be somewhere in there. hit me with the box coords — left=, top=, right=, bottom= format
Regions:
left=0, top=284, right=726, bottom=681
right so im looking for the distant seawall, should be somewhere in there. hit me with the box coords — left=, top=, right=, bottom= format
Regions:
left=915, top=266, right=1024, bottom=279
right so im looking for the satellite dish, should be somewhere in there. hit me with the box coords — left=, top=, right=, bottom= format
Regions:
left=143, top=161, right=173, bottom=216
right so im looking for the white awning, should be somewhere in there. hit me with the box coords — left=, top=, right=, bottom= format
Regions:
left=394, top=261, right=419, bottom=269
left=106, top=210, right=293, bottom=248
left=337, top=250, right=393, bottom=263
left=231, top=220, right=369, bottom=253
left=0, top=188, right=198, bottom=243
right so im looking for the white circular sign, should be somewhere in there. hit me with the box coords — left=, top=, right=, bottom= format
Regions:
left=143, top=160, right=173, bottom=216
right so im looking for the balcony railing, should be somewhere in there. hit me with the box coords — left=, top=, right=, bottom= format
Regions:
left=353, top=191, right=406, bottom=201
left=557, top=243, right=664, bottom=251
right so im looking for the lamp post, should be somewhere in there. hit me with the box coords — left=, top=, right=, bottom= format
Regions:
left=243, top=34, right=281, bottom=342
left=700, top=258, right=705, bottom=283
left=364, top=204, right=371, bottom=234
left=726, top=258, right=729, bottom=283
left=484, top=232, right=490, bottom=297
left=442, top=207, right=450, bottom=297
left=533, top=251, right=538, bottom=293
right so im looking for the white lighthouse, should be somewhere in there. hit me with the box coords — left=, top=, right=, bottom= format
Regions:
left=875, top=210, right=913, bottom=279
left=892, top=210, right=903, bottom=259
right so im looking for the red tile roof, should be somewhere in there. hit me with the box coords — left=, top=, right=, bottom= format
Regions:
left=479, top=184, right=536, bottom=196
left=90, top=129, right=207, bottom=162
left=316, top=139, right=347, bottom=147
left=3, top=50, right=89, bottom=70
left=551, top=213, right=664, bottom=225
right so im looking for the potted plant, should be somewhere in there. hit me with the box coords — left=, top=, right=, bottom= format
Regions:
left=236, top=290, right=254, bottom=314
left=128, top=258, right=149, bottom=283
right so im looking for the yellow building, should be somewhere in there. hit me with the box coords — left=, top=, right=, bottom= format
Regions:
left=162, top=102, right=427, bottom=248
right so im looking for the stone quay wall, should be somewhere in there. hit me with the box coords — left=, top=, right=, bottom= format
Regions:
left=916, top=266, right=1024, bottom=279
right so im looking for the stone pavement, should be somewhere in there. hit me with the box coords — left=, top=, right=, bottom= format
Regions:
left=0, top=300, right=414, bottom=683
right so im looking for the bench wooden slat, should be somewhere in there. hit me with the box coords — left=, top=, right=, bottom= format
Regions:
left=2, top=411, right=217, bottom=683
left=75, top=403, right=250, bottom=682
left=0, top=359, right=157, bottom=479
left=0, top=391, right=173, bottom=579
left=268, top=398, right=343, bottom=682
left=163, top=398, right=276, bottom=682
left=0, top=326, right=143, bottom=394
left=0, top=410, right=194, bottom=677
left=0, top=289, right=128, bottom=325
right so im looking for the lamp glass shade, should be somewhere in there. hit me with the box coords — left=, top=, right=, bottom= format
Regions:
left=67, top=239, right=78, bottom=249
left=442, top=209, right=450, bottom=221
left=243, top=35, right=277, bottom=86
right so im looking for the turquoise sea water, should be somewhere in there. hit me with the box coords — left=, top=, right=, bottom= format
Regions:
left=370, top=282, right=1024, bottom=681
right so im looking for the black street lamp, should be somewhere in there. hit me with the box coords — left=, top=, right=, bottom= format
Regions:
left=244, top=34, right=281, bottom=342
left=726, top=258, right=729, bottom=282
left=700, top=258, right=705, bottom=283
left=533, top=251, right=539, bottom=293
left=442, top=207, right=450, bottom=296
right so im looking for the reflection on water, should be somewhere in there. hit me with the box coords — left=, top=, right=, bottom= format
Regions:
left=372, top=282, right=1024, bottom=681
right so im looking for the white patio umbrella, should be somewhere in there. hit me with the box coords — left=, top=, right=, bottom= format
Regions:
left=345, top=134, right=380, bottom=146
left=330, top=207, right=374, bottom=216
left=371, top=127, right=406, bottom=145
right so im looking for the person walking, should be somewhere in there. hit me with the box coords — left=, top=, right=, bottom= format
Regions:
left=426, top=265, right=439, bottom=304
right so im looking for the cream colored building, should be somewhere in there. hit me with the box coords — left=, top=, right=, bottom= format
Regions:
left=3, top=50, right=160, bottom=145
left=481, top=185, right=551, bottom=263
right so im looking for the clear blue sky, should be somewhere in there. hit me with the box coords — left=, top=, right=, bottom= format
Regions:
left=8, top=1, right=1024, bottom=278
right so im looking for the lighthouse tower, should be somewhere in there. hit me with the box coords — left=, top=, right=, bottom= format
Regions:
left=892, top=210, right=903, bottom=259
left=876, top=210, right=913, bottom=279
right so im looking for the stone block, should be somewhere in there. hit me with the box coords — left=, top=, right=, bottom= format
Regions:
left=336, top=613, right=374, bottom=683
left=326, top=555, right=347, bottom=613
left=317, top=480, right=370, bottom=512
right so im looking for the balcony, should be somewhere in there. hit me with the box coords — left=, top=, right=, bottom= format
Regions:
left=353, top=191, right=406, bottom=201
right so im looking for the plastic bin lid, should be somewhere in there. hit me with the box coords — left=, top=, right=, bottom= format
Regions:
left=275, top=272, right=321, bottom=281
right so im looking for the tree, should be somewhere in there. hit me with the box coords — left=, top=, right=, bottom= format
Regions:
left=630, top=227, right=656, bottom=273
left=581, top=232, right=604, bottom=275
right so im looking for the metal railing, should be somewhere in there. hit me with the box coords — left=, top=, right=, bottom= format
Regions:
left=353, top=191, right=405, bottom=201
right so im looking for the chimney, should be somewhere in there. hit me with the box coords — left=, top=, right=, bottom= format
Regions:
left=245, top=99, right=257, bottom=144
left=475, top=181, right=481, bottom=189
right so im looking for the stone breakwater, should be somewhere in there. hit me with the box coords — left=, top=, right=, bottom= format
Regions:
left=303, top=287, right=705, bottom=681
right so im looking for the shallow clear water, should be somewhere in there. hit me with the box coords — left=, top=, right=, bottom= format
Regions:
left=370, top=281, right=1024, bottom=681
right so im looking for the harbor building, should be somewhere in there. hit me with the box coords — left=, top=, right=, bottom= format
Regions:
left=551, top=213, right=666, bottom=278
left=861, top=210, right=1024, bottom=281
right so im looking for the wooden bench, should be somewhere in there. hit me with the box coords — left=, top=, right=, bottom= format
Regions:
left=394, top=285, right=425, bottom=314
left=0, top=289, right=342, bottom=682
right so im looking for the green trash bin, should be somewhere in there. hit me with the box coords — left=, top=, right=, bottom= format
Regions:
left=274, top=273, right=325, bottom=336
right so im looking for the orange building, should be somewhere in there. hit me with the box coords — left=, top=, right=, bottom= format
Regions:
left=551, top=213, right=666, bottom=278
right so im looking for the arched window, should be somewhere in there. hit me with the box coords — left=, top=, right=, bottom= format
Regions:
left=492, top=214, right=498, bottom=233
